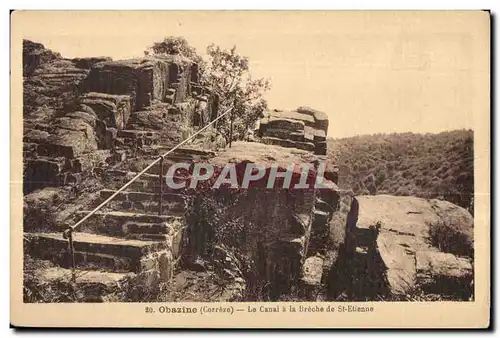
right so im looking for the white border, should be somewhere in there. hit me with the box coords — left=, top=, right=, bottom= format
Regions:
left=4, top=1, right=497, bottom=337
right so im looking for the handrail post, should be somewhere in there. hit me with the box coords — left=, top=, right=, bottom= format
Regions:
left=63, top=227, right=76, bottom=281
left=158, top=156, right=164, bottom=215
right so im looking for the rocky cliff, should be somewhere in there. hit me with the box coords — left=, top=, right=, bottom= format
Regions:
left=23, top=39, right=217, bottom=194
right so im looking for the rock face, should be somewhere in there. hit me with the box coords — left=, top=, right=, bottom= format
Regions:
left=186, top=143, right=317, bottom=300
left=258, top=107, right=329, bottom=155
left=24, top=58, right=90, bottom=116
left=23, top=111, right=109, bottom=192
left=80, top=56, right=194, bottom=111
left=23, top=40, right=61, bottom=77
left=23, top=40, right=216, bottom=194
left=79, top=92, right=132, bottom=130
left=184, top=141, right=341, bottom=300
left=344, top=195, right=473, bottom=299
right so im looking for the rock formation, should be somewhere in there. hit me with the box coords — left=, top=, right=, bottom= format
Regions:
left=182, top=141, right=342, bottom=300
left=22, top=39, right=474, bottom=303
left=341, top=195, right=473, bottom=300
left=23, top=39, right=217, bottom=194
left=258, top=107, right=329, bottom=155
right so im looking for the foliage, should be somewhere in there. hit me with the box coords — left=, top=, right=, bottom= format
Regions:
left=184, top=187, right=289, bottom=301
left=184, top=187, right=258, bottom=260
left=202, top=44, right=271, bottom=142
left=145, top=37, right=271, bottom=143
left=327, top=130, right=474, bottom=213
left=23, top=255, right=79, bottom=303
left=144, top=36, right=202, bottom=63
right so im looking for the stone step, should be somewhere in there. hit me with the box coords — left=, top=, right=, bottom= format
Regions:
left=145, top=146, right=215, bottom=159
left=98, top=198, right=185, bottom=216
left=99, top=189, right=185, bottom=204
left=98, top=198, right=186, bottom=216
left=25, top=232, right=168, bottom=261
left=33, top=266, right=134, bottom=302
left=149, top=158, right=194, bottom=176
left=74, top=210, right=183, bottom=237
left=24, top=232, right=171, bottom=274
left=152, top=154, right=197, bottom=163
left=30, top=247, right=136, bottom=273
left=105, top=157, right=194, bottom=176
left=102, top=169, right=190, bottom=194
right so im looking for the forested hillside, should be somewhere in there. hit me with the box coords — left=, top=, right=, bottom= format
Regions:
left=327, top=130, right=474, bottom=213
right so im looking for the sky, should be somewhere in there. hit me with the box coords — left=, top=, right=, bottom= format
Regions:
left=18, top=11, right=489, bottom=138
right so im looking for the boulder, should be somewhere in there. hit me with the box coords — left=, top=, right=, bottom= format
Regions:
left=23, top=187, right=69, bottom=231
left=305, top=126, right=326, bottom=142
left=258, top=108, right=329, bottom=154
left=356, top=195, right=439, bottom=239
left=296, top=106, right=329, bottom=133
left=81, top=58, right=159, bottom=111
left=303, top=126, right=316, bottom=142
left=349, top=195, right=474, bottom=298
left=66, top=111, right=98, bottom=127
left=126, top=103, right=172, bottom=131
left=32, top=266, right=133, bottom=302
left=24, top=129, right=50, bottom=144
left=67, top=150, right=111, bottom=173
left=302, top=256, right=324, bottom=285
left=23, top=107, right=58, bottom=127
left=79, top=92, right=132, bottom=130
left=36, top=116, right=99, bottom=158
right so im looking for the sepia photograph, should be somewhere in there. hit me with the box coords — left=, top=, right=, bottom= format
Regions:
left=10, top=10, right=490, bottom=328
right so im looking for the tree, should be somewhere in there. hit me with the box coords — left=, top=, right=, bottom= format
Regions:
left=202, top=44, right=270, bottom=143
left=145, top=38, right=271, bottom=144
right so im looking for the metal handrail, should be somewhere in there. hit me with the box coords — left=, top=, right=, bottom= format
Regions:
left=63, top=106, right=234, bottom=273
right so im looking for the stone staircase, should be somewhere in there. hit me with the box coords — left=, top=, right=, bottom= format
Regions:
left=24, top=146, right=215, bottom=302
